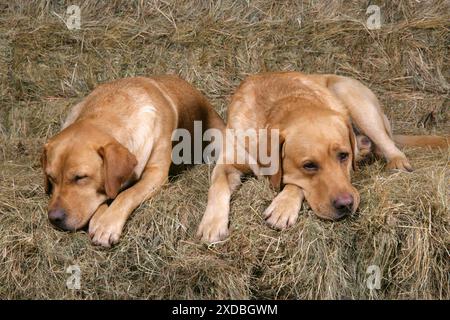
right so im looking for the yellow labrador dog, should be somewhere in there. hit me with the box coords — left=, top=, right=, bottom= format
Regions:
left=42, top=76, right=224, bottom=247
left=197, top=71, right=448, bottom=243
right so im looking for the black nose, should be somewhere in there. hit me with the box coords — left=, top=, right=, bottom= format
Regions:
left=48, top=208, right=67, bottom=229
left=332, top=193, right=354, bottom=218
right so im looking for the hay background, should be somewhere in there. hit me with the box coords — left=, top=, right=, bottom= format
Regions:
left=0, top=0, right=449, bottom=299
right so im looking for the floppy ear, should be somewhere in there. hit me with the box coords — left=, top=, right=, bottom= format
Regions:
left=269, top=135, right=286, bottom=191
left=347, top=122, right=357, bottom=171
left=41, top=146, right=51, bottom=195
left=98, top=142, right=137, bottom=199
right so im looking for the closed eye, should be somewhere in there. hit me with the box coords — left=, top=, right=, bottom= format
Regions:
left=47, top=175, right=56, bottom=184
left=46, top=175, right=55, bottom=194
left=73, top=175, right=88, bottom=182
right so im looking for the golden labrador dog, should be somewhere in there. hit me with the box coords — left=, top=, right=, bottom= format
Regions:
left=197, top=71, right=448, bottom=243
left=42, top=76, right=224, bottom=247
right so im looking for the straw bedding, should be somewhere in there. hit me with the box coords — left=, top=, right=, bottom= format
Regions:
left=0, top=0, right=448, bottom=299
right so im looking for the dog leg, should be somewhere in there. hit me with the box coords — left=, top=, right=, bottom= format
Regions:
left=197, top=164, right=242, bottom=243
left=329, top=77, right=413, bottom=171
left=264, top=184, right=304, bottom=230
left=354, top=134, right=373, bottom=161
left=89, top=147, right=171, bottom=247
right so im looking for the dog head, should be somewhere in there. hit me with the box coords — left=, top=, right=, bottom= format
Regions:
left=270, top=104, right=360, bottom=220
left=41, top=123, right=137, bottom=230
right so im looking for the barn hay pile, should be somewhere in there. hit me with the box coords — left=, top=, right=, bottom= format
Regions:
left=0, top=0, right=448, bottom=299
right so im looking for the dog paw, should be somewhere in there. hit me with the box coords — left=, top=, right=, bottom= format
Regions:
left=355, top=135, right=372, bottom=162
left=386, top=156, right=413, bottom=172
left=196, top=215, right=229, bottom=244
left=264, top=191, right=302, bottom=230
left=88, top=213, right=124, bottom=248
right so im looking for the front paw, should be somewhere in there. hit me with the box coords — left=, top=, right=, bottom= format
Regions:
left=264, top=190, right=302, bottom=230
left=386, top=156, right=413, bottom=172
left=196, top=214, right=229, bottom=244
left=88, top=211, right=125, bottom=247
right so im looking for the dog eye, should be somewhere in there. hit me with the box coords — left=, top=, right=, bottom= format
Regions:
left=74, top=175, right=88, bottom=182
left=338, top=152, right=349, bottom=162
left=46, top=176, right=55, bottom=194
left=303, top=161, right=319, bottom=171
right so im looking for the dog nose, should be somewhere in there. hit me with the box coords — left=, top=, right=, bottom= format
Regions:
left=332, top=193, right=354, bottom=217
left=48, top=208, right=67, bottom=229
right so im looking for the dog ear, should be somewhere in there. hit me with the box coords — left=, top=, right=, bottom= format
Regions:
left=269, top=134, right=286, bottom=191
left=347, top=122, right=357, bottom=171
left=98, top=142, right=137, bottom=199
left=41, top=145, right=51, bottom=195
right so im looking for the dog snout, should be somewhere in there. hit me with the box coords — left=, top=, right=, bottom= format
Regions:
left=332, top=193, right=354, bottom=218
left=48, top=208, right=68, bottom=230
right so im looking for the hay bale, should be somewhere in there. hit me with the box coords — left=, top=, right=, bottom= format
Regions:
left=0, top=0, right=448, bottom=299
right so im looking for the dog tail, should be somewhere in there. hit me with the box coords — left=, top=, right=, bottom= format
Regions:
left=393, top=135, right=449, bottom=149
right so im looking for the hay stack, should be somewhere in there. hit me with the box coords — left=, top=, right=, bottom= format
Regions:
left=0, top=0, right=448, bottom=299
